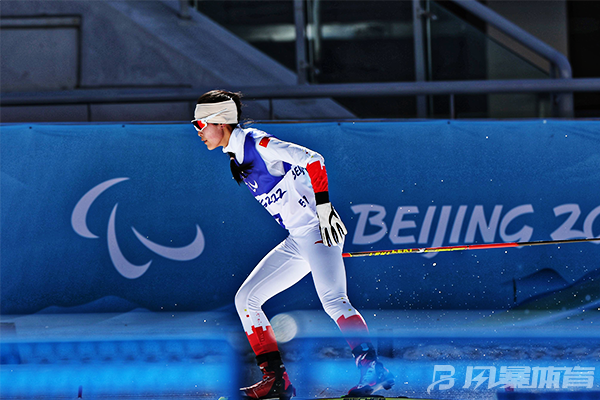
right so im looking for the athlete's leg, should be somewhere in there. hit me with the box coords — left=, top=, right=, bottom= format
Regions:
left=235, top=237, right=307, bottom=399
left=296, top=227, right=394, bottom=396
left=295, top=228, right=370, bottom=349
left=235, top=236, right=310, bottom=355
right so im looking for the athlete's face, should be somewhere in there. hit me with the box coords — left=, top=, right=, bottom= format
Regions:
left=197, top=123, right=227, bottom=150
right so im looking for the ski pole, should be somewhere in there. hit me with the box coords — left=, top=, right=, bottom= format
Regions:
left=341, top=237, right=600, bottom=258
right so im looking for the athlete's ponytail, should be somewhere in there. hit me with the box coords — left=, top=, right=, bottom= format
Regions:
left=228, top=152, right=253, bottom=185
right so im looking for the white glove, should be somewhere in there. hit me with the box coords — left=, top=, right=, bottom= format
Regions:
left=316, top=202, right=348, bottom=247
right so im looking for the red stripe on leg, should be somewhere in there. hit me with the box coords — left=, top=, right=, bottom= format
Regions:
left=336, top=314, right=370, bottom=350
left=337, top=314, right=369, bottom=334
left=247, top=325, right=279, bottom=355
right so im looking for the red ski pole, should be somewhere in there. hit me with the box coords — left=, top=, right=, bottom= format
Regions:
left=341, top=237, right=600, bottom=258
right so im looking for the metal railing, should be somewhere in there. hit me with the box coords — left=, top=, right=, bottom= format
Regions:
left=290, top=0, right=575, bottom=117
left=453, top=0, right=571, bottom=80
left=3, top=78, right=599, bottom=120
left=1, top=1, right=595, bottom=120
left=450, top=0, right=573, bottom=117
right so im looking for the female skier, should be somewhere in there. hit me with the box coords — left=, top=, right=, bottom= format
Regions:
left=192, top=90, right=394, bottom=400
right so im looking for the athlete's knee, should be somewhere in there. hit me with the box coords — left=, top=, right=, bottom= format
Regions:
left=234, top=286, right=248, bottom=311
left=234, top=284, right=262, bottom=313
left=321, top=294, right=356, bottom=321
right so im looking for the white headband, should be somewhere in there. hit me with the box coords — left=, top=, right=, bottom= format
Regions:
left=194, top=99, right=238, bottom=124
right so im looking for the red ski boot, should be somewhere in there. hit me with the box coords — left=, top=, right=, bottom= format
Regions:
left=241, top=351, right=296, bottom=400
left=347, top=343, right=395, bottom=396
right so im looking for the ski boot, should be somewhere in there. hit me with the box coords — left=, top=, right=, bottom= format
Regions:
left=347, top=343, right=395, bottom=396
left=241, top=351, right=296, bottom=400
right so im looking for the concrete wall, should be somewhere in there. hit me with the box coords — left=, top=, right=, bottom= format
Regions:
left=0, top=0, right=353, bottom=122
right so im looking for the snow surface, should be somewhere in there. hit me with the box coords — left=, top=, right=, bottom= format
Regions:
left=1, top=309, right=599, bottom=399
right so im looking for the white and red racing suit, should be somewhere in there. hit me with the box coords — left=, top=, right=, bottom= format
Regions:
left=224, top=126, right=370, bottom=356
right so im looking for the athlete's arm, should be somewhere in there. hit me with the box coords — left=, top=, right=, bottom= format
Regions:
left=254, top=135, right=327, bottom=192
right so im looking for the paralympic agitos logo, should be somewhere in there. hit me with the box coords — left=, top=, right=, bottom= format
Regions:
left=71, top=178, right=204, bottom=279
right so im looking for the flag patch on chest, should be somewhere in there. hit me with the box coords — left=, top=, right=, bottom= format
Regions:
left=259, top=137, right=271, bottom=148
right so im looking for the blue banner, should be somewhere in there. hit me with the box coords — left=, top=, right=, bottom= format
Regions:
left=2, top=120, right=599, bottom=314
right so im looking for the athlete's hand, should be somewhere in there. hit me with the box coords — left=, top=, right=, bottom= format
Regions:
left=316, top=202, right=347, bottom=247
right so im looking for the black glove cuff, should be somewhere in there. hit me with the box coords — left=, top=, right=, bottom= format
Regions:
left=315, top=191, right=330, bottom=205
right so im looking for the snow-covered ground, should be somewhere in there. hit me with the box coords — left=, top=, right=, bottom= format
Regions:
left=1, top=308, right=599, bottom=399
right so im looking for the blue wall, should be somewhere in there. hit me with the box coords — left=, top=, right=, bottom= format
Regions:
left=2, top=120, right=599, bottom=314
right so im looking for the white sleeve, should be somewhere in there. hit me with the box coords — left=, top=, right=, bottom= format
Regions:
left=255, top=136, right=324, bottom=168
left=255, top=135, right=330, bottom=196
